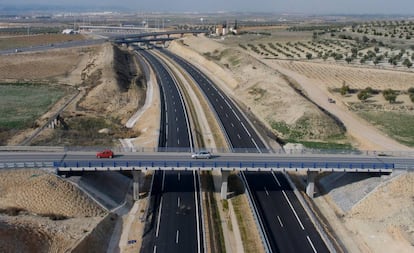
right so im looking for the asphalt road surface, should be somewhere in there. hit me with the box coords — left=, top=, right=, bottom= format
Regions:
left=136, top=49, right=203, bottom=253
left=159, top=48, right=330, bottom=253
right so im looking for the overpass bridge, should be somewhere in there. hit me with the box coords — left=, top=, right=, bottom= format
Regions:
left=1, top=151, right=412, bottom=198
left=112, top=30, right=209, bottom=46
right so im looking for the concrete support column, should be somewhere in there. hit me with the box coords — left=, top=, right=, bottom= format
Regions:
left=306, top=171, right=318, bottom=198
left=132, top=170, right=142, bottom=201
left=220, top=171, right=230, bottom=199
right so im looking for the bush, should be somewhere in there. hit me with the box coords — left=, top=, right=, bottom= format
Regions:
left=340, top=83, right=350, bottom=95
left=383, top=89, right=398, bottom=103
left=358, top=90, right=370, bottom=101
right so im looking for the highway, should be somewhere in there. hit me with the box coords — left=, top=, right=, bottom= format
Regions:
left=159, top=48, right=330, bottom=253
left=136, top=49, right=203, bottom=253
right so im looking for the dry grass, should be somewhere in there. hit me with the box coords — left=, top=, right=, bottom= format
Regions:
left=0, top=34, right=86, bottom=50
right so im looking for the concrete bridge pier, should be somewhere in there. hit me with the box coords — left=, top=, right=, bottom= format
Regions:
left=132, top=170, right=142, bottom=201
left=306, top=171, right=318, bottom=198
left=220, top=171, right=230, bottom=199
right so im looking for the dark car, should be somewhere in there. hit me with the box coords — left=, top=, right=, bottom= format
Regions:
left=96, top=149, right=114, bottom=158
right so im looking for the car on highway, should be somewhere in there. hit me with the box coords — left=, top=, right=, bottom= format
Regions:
left=96, top=149, right=114, bottom=158
left=191, top=151, right=212, bottom=159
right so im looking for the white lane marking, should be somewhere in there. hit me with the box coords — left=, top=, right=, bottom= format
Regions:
left=177, top=127, right=179, bottom=132
left=240, top=122, right=251, bottom=137
left=156, top=196, right=163, bottom=237
left=177, top=139, right=180, bottom=145
left=176, top=117, right=178, bottom=121
left=176, top=230, right=179, bottom=244
left=264, top=186, right=269, bottom=196
left=153, top=246, right=157, bottom=253
left=271, top=172, right=282, bottom=187
left=282, top=190, right=305, bottom=230
left=178, top=172, right=180, bottom=181
left=225, top=99, right=232, bottom=109
left=174, top=108, right=176, bottom=113
left=177, top=197, right=180, bottom=207
left=220, top=105, right=223, bottom=109
left=225, top=113, right=229, bottom=118
left=277, top=216, right=284, bottom=227
left=251, top=138, right=261, bottom=151
left=231, top=122, right=234, bottom=127
left=161, top=171, right=166, bottom=191
left=237, top=134, right=241, bottom=139
left=234, top=111, right=241, bottom=121
left=307, top=236, right=317, bottom=253
left=193, top=171, right=202, bottom=253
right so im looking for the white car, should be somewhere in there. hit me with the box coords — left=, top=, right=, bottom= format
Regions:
left=191, top=151, right=212, bottom=159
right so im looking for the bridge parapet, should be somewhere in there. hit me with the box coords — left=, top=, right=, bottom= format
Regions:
left=53, top=160, right=395, bottom=173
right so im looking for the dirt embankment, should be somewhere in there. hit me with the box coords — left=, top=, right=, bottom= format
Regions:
left=0, top=169, right=110, bottom=253
left=1, top=43, right=146, bottom=252
left=6, top=43, right=147, bottom=146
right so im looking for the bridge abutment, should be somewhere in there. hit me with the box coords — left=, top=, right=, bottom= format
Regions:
left=132, top=170, right=142, bottom=201
left=306, top=171, right=318, bottom=198
left=220, top=171, right=230, bottom=199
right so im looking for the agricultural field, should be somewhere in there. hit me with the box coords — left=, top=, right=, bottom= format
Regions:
left=237, top=20, right=414, bottom=71
left=0, top=34, right=86, bottom=50
left=228, top=22, right=414, bottom=147
left=0, top=83, right=68, bottom=145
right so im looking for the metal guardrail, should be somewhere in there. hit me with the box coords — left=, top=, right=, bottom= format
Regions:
left=2, top=146, right=413, bottom=157
left=0, top=162, right=54, bottom=169
left=0, top=146, right=65, bottom=152
left=55, top=160, right=395, bottom=171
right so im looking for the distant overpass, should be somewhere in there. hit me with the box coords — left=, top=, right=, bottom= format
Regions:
left=112, top=30, right=210, bottom=44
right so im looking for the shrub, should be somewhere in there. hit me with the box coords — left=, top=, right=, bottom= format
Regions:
left=340, top=83, right=350, bottom=95
left=383, top=89, right=398, bottom=103
left=358, top=90, right=370, bottom=101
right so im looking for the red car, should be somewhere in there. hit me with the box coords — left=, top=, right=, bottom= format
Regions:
left=96, top=149, right=114, bottom=158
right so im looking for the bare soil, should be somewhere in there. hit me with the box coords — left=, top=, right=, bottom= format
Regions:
left=0, top=169, right=109, bottom=252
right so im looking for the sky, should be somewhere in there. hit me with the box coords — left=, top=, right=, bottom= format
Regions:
left=7, top=0, right=414, bottom=14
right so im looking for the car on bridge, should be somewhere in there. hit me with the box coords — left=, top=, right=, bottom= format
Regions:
left=96, top=149, right=114, bottom=158
left=191, top=151, right=212, bottom=159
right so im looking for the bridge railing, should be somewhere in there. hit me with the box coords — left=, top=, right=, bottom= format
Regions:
left=54, top=160, right=395, bottom=171
left=1, top=146, right=413, bottom=157
left=62, top=146, right=414, bottom=156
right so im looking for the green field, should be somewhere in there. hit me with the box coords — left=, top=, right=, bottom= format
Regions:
left=358, top=111, right=414, bottom=147
left=0, top=83, right=66, bottom=130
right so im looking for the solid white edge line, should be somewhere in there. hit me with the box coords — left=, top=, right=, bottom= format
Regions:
left=271, top=172, right=282, bottom=187
left=282, top=190, right=305, bottom=230
left=176, top=230, right=180, bottom=244
left=193, top=171, right=202, bottom=253
left=156, top=196, right=163, bottom=238
left=161, top=171, right=166, bottom=192
left=277, top=216, right=284, bottom=228
left=307, top=235, right=318, bottom=253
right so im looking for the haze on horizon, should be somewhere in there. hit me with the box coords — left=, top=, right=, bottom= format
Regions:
left=6, top=0, right=414, bottom=15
